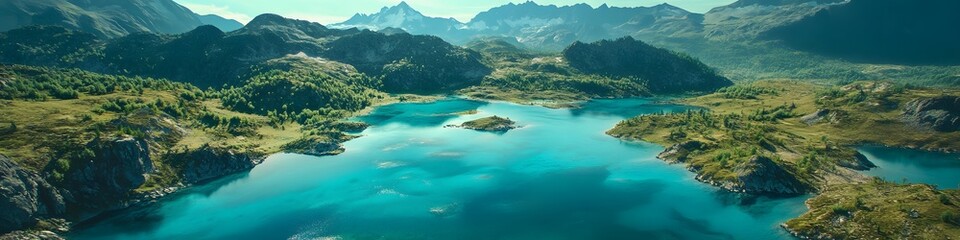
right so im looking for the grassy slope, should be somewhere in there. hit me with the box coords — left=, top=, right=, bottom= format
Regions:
left=682, top=80, right=960, bottom=151
left=0, top=91, right=159, bottom=171
left=607, top=79, right=960, bottom=237
left=609, top=80, right=960, bottom=186
left=785, top=181, right=960, bottom=239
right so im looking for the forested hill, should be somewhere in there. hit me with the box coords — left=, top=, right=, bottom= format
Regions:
left=0, top=14, right=491, bottom=93
left=564, top=37, right=732, bottom=93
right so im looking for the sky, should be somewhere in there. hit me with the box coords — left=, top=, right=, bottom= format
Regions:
left=175, top=0, right=737, bottom=25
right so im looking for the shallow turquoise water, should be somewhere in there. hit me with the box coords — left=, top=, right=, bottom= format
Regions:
left=71, top=98, right=810, bottom=240
left=858, top=145, right=960, bottom=189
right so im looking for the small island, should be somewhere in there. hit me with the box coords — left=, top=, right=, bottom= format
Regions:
left=459, top=116, right=518, bottom=132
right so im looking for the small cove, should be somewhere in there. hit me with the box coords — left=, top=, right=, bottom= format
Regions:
left=858, top=145, right=960, bottom=189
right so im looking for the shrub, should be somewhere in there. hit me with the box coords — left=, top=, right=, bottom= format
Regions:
left=942, top=211, right=960, bottom=225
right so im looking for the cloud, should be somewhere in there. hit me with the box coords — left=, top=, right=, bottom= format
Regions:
left=179, top=2, right=254, bottom=24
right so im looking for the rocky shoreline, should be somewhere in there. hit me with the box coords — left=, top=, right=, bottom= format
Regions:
left=655, top=141, right=812, bottom=195
left=0, top=135, right=350, bottom=238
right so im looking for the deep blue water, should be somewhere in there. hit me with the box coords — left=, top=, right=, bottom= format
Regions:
left=858, top=145, right=960, bottom=189
left=70, top=98, right=810, bottom=240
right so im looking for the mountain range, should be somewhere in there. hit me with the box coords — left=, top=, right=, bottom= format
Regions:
left=3, top=0, right=958, bottom=63
left=330, top=1, right=703, bottom=50
left=329, top=0, right=960, bottom=64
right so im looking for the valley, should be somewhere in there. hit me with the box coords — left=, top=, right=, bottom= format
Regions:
left=1, top=0, right=959, bottom=239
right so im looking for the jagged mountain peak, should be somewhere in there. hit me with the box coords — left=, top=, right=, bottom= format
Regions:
left=331, top=1, right=465, bottom=42
left=371, top=1, right=423, bottom=17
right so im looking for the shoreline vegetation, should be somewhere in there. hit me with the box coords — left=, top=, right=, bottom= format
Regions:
left=605, top=80, right=960, bottom=237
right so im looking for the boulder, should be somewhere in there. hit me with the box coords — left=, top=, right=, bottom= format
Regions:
left=902, top=96, right=960, bottom=132
left=0, top=155, right=65, bottom=233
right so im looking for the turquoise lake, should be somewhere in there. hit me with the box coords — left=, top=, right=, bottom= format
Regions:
left=71, top=98, right=813, bottom=240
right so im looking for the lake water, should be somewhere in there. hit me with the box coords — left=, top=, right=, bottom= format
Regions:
left=858, top=145, right=960, bottom=189
left=70, top=98, right=811, bottom=240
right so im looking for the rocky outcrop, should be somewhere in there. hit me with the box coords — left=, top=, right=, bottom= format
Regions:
left=281, top=136, right=347, bottom=157
left=724, top=156, right=808, bottom=195
left=61, top=137, right=153, bottom=210
left=902, top=96, right=960, bottom=132
left=837, top=152, right=876, bottom=171
left=0, top=155, right=65, bottom=233
left=657, top=141, right=705, bottom=164
left=0, top=230, right=64, bottom=240
left=801, top=109, right=846, bottom=125
left=170, top=147, right=263, bottom=184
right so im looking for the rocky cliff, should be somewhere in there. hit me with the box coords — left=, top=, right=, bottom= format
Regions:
left=60, top=137, right=153, bottom=211
left=170, top=147, right=263, bottom=184
left=902, top=96, right=960, bottom=132
left=723, top=156, right=809, bottom=195
left=0, top=155, right=65, bottom=233
left=654, top=142, right=809, bottom=195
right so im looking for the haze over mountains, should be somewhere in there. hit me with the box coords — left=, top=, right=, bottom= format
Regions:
left=3, top=0, right=958, bottom=64
left=328, top=0, right=960, bottom=64
left=330, top=1, right=703, bottom=49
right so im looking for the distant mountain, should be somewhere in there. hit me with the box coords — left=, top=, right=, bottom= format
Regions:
left=0, top=0, right=204, bottom=38
left=198, top=14, right=244, bottom=32
left=465, top=2, right=703, bottom=49
left=331, top=2, right=468, bottom=42
left=764, top=0, right=960, bottom=64
left=0, top=14, right=489, bottom=92
left=333, top=1, right=703, bottom=50
left=563, top=37, right=732, bottom=93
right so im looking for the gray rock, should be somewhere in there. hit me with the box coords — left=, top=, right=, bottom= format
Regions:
left=658, top=141, right=705, bottom=164
left=691, top=155, right=808, bottom=195
left=902, top=96, right=960, bottom=132
left=62, top=137, right=153, bottom=210
left=801, top=108, right=846, bottom=125
left=301, top=142, right=345, bottom=157
left=171, top=147, right=263, bottom=184
left=801, top=109, right=830, bottom=125
left=0, top=230, right=64, bottom=240
left=0, top=155, right=65, bottom=233
left=729, top=156, right=808, bottom=195
left=837, top=152, right=877, bottom=171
